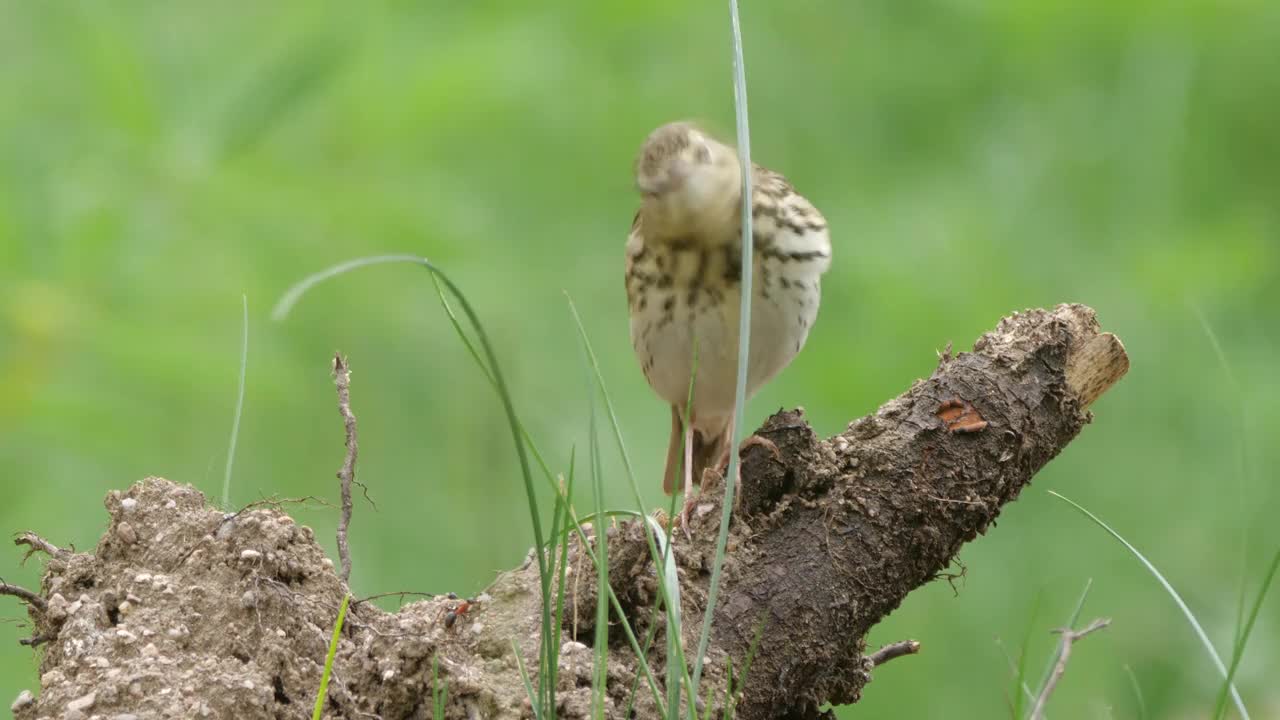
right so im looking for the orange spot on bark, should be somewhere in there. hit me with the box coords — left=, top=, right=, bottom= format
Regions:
left=936, top=399, right=989, bottom=434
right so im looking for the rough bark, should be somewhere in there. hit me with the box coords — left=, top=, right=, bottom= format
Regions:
left=6, top=303, right=1127, bottom=720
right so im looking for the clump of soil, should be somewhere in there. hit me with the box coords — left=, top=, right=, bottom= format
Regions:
left=11, top=477, right=545, bottom=719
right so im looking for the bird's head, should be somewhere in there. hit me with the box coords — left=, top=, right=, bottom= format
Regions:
left=634, top=122, right=741, bottom=240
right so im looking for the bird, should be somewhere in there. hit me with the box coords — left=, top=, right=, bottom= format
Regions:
left=624, top=121, right=831, bottom=529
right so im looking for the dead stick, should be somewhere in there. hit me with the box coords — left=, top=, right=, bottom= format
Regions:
left=14, top=532, right=66, bottom=564
left=1029, top=618, right=1111, bottom=719
left=867, top=640, right=921, bottom=667
left=1, top=580, right=46, bottom=613
left=333, top=353, right=358, bottom=584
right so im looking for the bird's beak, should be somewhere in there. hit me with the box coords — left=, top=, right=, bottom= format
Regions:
left=637, top=166, right=686, bottom=198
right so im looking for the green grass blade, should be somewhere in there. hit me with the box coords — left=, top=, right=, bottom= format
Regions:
left=1029, top=578, right=1092, bottom=718
left=567, top=296, right=688, bottom=717
left=565, top=297, right=645, bottom=514
left=547, top=508, right=668, bottom=714
left=724, top=615, right=768, bottom=719
left=431, top=654, right=449, bottom=719
left=644, top=514, right=685, bottom=719
left=1012, top=590, right=1042, bottom=720
left=311, top=594, right=350, bottom=720
left=271, top=254, right=423, bottom=321
left=1048, top=490, right=1250, bottom=720
left=277, top=258, right=670, bottom=715
left=691, top=0, right=755, bottom=698
left=512, top=638, right=541, bottom=720
left=221, top=294, right=249, bottom=508
left=995, top=637, right=1037, bottom=711
left=275, top=256, right=554, bottom=715
left=431, top=270, right=495, bottom=386
left=1213, top=546, right=1280, bottom=720
left=1123, top=664, right=1146, bottom=720
left=589, top=388, right=611, bottom=720
left=625, top=604, right=666, bottom=718
left=1190, top=302, right=1252, bottom=653
left=545, top=459, right=572, bottom=709
left=717, top=657, right=733, bottom=720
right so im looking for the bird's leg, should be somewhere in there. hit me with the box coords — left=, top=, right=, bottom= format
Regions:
left=677, top=419, right=696, bottom=541
left=710, top=424, right=781, bottom=507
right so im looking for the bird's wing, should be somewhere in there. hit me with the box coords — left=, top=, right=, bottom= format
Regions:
left=624, top=210, right=654, bottom=313
left=751, top=164, right=832, bottom=274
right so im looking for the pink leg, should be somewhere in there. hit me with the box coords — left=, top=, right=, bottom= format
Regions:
left=678, top=420, right=695, bottom=540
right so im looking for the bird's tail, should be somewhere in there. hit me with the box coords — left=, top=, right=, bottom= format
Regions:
left=662, top=406, right=728, bottom=495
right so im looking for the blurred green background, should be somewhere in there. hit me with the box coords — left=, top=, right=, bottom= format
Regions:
left=2, top=1, right=1278, bottom=717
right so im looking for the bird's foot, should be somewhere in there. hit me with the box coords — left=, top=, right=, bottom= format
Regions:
left=738, top=434, right=781, bottom=463
left=676, top=495, right=697, bottom=542
left=712, top=433, right=781, bottom=476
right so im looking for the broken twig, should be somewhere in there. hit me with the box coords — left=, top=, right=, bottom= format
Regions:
left=1029, top=617, right=1111, bottom=719
left=867, top=639, right=921, bottom=667
left=14, top=531, right=66, bottom=564
left=1, top=579, right=46, bottom=613
left=333, top=353, right=359, bottom=584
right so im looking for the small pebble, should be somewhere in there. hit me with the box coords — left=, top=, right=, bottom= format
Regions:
left=67, top=690, right=96, bottom=712
left=240, top=549, right=262, bottom=561
left=9, top=690, right=33, bottom=712
left=116, top=522, right=137, bottom=544
left=120, top=497, right=138, bottom=513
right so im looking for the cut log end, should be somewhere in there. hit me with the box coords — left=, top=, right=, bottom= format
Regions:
left=1066, top=330, right=1129, bottom=408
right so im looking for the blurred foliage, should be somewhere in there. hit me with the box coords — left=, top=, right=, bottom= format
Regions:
left=2, top=1, right=1278, bottom=717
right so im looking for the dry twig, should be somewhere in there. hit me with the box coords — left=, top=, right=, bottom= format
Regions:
left=333, top=353, right=359, bottom=584
left=1029, top=617, right=1111, bottom=719
left=867, top=640, right=921, bottom=667
left=0, top=578, right=46, bottom=613
left=14, top=531, right=66, bottom=564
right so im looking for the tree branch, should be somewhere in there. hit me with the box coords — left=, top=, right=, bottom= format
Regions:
left=7, top=304, right=1127, bottom=720
left=867, top=640, right=921, bottom=667
left=1029, top=618, right=1112, bottom=719
left=0, top=580, right=45, bottom=613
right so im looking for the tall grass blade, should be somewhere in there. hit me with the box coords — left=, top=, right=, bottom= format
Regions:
left=566, top=296, right=692, bottom=718
left=512, top=638, right=541, bottom=720
left=431, top=654, right=449, bottom=719
left=222, top=294, right=248, bottom=508
left=1123, top=664, right=1147, bottom=720
left=589, top=385, right=611, bottom=720
left=1190, top=302, right=1252, bottom=653
left=545, top=458, right=573, bottom=708
left=1028, top=578, right=1093, bottom=718
left=275, top=256, right=554, bottom=715
left=272, top=254, right=423, bottom=321
left=692, top=0, right=754, bottom=698
left=1012, top=590, right=1042, bottom=720
left=1048, top=490, right=1250, bottom=720
left=994, top=637, right=1037, bottom=710
left=1213, top=546, right=1280, bottom=720
left=311, top=594, right=350, bottom=720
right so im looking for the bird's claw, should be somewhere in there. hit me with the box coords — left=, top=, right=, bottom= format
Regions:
left=739, top=434, right=781, bottom=461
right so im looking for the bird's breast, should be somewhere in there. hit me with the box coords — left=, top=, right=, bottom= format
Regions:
left=627, top=239, right=824, bottom=428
